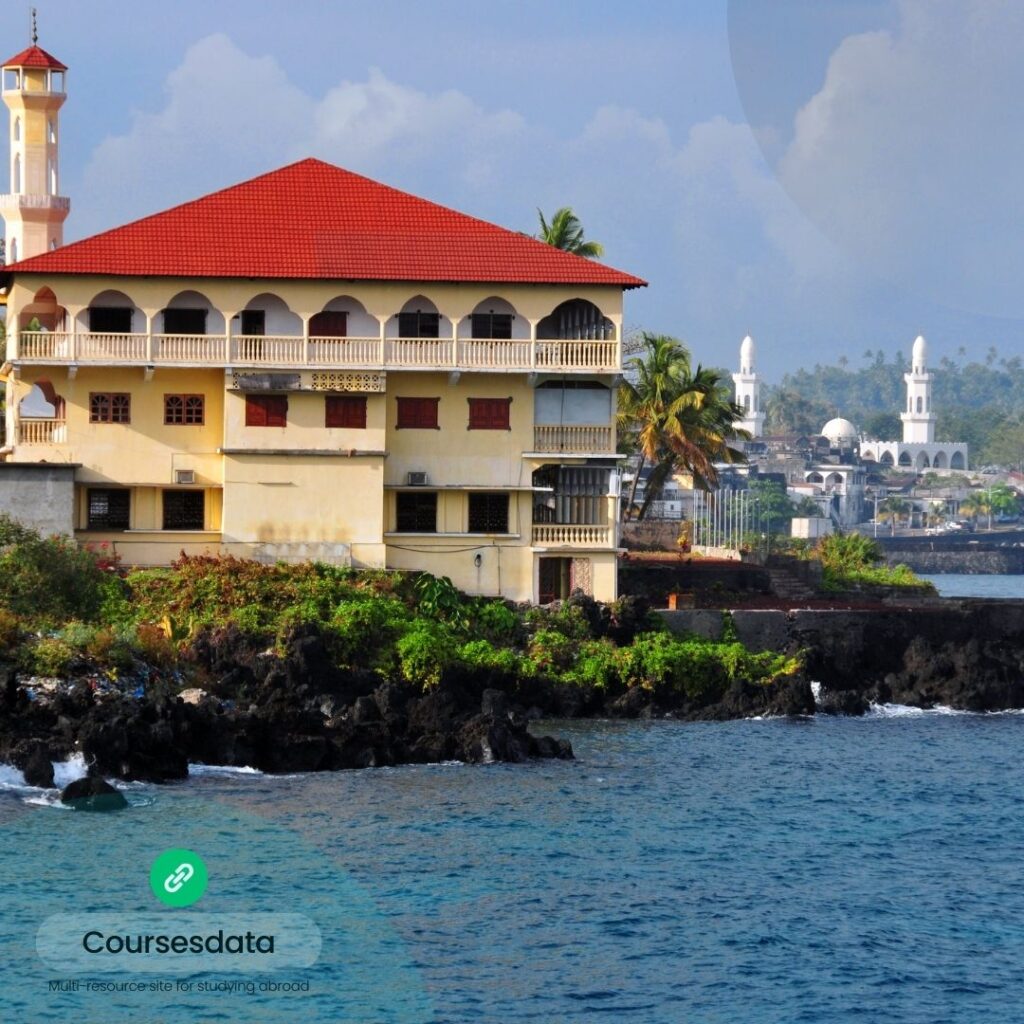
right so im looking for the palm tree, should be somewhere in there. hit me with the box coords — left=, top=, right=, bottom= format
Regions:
left=878, top=496, right=910, bottom=536
left=536, top=207, right=604, bottom=259
left=617, top=333, right=747, bottom=520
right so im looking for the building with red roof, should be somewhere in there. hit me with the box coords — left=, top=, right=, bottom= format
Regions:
left=1, top=152, right=646, bottom=603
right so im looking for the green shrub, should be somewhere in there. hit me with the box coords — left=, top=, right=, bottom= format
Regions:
left=562, top=639, right=624, bottom=690
left=27, top=636, right=76, bottom=677
left=0, top=515, right=113, bottom=623
left=470, top=599, right=520, bottom=643
left=526, top=629, right=577, bottom=674
left=0, top=608, right=21, bottom=653
left=396, top=620, right=459, bottom=688
left=457, top=639, right=522, bottom=676
left=327, top=597, right=410, bottom=669
left=818, top=533, right=933, bottom=591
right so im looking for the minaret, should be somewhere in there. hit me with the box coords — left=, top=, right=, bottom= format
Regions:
left=732, top=334, right=765, bottom=437
left=900, top=334, right=935, bottom=443
left=1, top=12, right=69, bottom=264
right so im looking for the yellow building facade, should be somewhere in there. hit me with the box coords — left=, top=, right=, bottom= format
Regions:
left=1, top=159, right=644, bottom=604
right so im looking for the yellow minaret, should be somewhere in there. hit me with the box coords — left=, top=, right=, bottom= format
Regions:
left=1, top=11, right=69, bottom=264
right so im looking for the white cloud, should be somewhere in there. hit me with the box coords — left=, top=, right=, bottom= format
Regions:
left=77, top=35, right=526, bottom=235
left=778, top=0, right=1024, bottom=318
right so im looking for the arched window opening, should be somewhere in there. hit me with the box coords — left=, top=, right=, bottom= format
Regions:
left=898, top=451, right=912, bottom=467
left=916, top=396, right=923, bottom=413
left=950, top=452, right=966, bottom=470
left=13, top=153, right=21, bottom=193
left=536, top=299, right=614, bottom=341
left=743, top=395, right=750, bottom=411
left=880, top=451, right=895, bottom=466
left=13, top=117, right=20, bottom=141
left=395, top=296, right=441, bottom=338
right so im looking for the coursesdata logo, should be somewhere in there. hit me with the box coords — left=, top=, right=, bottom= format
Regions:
left=150, top=849, right=208, bottom=907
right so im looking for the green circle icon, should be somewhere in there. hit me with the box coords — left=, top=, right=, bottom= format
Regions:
left=150, top=849, right=208, bottom=907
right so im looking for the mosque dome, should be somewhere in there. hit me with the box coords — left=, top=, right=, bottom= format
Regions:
left=821, top=417, right=858, bottom=446
left=739, top=335, right=755, bottom=374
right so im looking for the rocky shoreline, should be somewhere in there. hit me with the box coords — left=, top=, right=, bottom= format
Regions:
left=4, top=599, right=1024, bottom=802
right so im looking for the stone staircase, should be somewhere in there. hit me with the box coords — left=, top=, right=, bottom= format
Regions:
left=766, top=564, right=819, bottom=603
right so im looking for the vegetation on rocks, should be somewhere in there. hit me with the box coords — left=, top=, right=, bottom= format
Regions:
left=818, top=534, right=934, bottom=593
left=0, top=515, right=801, bottom=706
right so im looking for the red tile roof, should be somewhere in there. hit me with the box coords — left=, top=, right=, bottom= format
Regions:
left=2, top=45, right=67, bottom=70
left=5, top=158, right=646, bottom=288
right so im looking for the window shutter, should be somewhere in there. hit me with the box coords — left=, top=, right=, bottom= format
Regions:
left=325, top=396, right=367, bottom=428
left=468, top=398, right=511, bottom=430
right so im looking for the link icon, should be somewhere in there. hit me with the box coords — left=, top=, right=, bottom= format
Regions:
left=150, top=849, right=207, bottom=907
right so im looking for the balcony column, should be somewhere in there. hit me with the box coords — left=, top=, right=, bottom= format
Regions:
left=144, top=311, right=154, bottom=363
left=65, top=304, right=84, bottom=362
left=450, top=316, right=462, bottom=367
left=529, top=318, right=539, bottom=369
left=610, top=314, right=623, bottom=370
left=377, top=315, right=387, bottom=366
left=300, top=313, right=311, bottom=364
left=224, top=311, right=236, bottom=364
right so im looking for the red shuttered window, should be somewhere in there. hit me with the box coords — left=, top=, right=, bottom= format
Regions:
left=245, top=394, right=288, bottom=427
left=325, top=395, right=367, bottom=428
left=467, top=397, right=511, bottom=430
left=396, top=397, right=440, bottom=429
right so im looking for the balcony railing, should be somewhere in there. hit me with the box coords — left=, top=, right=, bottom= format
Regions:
left=533, top=424, right=614, bottom=453
left=11, top=332, right=620, bottom=373
left=532, top=523, right=614, bottom=547
left=17, top=418, right=66, bottom=445
left=0, top=193, right=71, bottom=212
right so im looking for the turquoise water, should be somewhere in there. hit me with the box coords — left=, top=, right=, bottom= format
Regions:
left=921, top=574, right=1024, bottom=598
left=5, top=713, right=1024, bottom=1022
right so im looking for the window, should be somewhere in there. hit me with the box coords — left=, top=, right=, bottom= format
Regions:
left=88, top=307, right=133, bottom=333
left=164, top=394, right=205, bottom=425
left=163, top=308, right=207, bottom=335
left=396, top=491, right=437, bottom=532
left=468, top=397, right=511, bottom=430
left=325, top=395, right=367, bottom=428
left=245, top=394, right=288, bottom=427
left=398, top=311, right=440, bottom=338
left=163, top=490, right=205, bottom=530
left=470, top=312, right=513, bottom=339
left=240, top=310, right=265, bottom=336
left=309, top=311, right=347, bottom=337
left=468, top=493, right=509, bottom=533
left=87, top=489, right=129, bottom=530
left=396, top=397, right=439, bottom=429
left=90, top=393, right=131, bottom=424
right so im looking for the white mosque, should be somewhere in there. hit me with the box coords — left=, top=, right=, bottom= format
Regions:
left=734, top=334, right=968, bottom=471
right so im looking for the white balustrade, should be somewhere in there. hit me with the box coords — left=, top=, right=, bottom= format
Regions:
left=385, top=337, right=453, bottom=367
left=12, top=331, right=620, bottom=371
left=16, top=331, right=72, bottom=359
left=535, top=339, right=618, bottom=370
left=153, top=334, right=219, bottom=363
left=532, top=523, right=613, bottom=547
left=308, top=336, right=381, bottom=365
left=457, top=338, right=532, bottom=368
left=533, top=424, right=613, bottom=452
left=17, top=418, right=66, bottom=445
left=77, top=333, right=147, bottom=361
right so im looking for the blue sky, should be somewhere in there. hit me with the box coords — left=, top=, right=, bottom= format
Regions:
left=10, top=0, right=1024, bottom=379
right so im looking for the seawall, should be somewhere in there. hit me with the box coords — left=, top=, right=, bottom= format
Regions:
left=658, top=601, right=1024, bottom=710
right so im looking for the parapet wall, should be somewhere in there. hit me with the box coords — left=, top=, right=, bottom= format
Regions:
left=0, top=463, right=76, bottom=536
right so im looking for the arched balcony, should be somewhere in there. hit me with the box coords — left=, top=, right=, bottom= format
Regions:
left=78, top=290, right=146, bottom=360
left=15, top=287, right=70, bottom=359
left=231, top=293, right=303, bottom=364
left=536, top=299, right=618, bottom=371
left=308, top=296, right=381, bottom=365
left=386, top=296, right=452, bottom=367
left=16, top=379, right=67, bottom=445
left=11, top=288, right=622, bottom=372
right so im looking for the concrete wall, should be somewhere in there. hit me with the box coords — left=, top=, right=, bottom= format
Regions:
left=0, top=463, right=76, bottom=536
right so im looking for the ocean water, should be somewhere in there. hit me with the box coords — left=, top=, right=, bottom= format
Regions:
left=4, top=713, right=1024, bottom=1023
left=921, top=574, right=1024, bottom=599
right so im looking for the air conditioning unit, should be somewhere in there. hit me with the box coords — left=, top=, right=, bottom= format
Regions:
left=174, top=469, right=196, bottom=485
left=406, top=471, right=428, bottom=486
